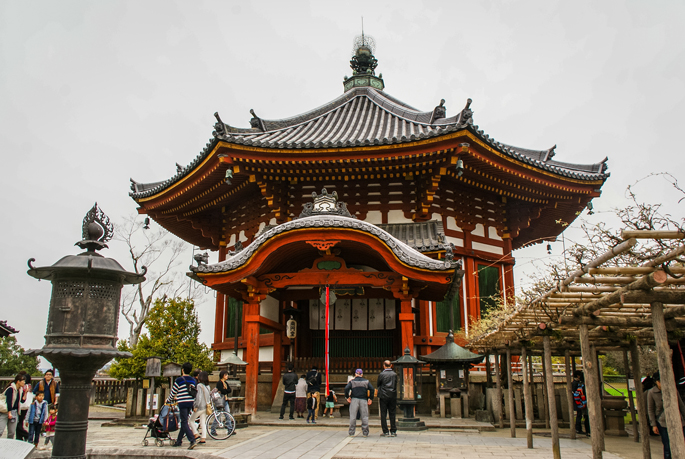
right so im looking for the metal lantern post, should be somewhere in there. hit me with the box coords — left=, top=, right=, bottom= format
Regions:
left=26, top=204, right=145, bottom=459
left=392, top=348, right=427, bottom=431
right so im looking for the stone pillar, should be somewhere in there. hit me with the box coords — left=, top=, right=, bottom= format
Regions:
left=494, top=351, right=504, bottom=428
left=521, top=346, right=533, bottom=449
left=543, top=336, right=560, bottom=459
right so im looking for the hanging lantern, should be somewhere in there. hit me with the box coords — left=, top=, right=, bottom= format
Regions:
left=286, top=316, right=297, bottom=339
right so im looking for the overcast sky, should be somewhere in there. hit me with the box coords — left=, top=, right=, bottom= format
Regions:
left=2, top=1, right=683, bottom=356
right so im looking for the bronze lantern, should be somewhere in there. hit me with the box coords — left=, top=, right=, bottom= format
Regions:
left=26, top=204, right=144, bottom=459
left=391, top=348, right=427, bottom=431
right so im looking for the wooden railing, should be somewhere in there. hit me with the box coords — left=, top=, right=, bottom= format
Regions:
left=0, top=376, right=135, bottom=406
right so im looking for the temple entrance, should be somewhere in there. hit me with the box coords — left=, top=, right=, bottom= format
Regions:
left=300, top=298, right=400, bottom=359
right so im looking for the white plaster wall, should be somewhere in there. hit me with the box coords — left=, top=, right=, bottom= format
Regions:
left=472, top=224, right=485, bottom=237
left=446, top=217, right=462, bottom=232
left=259, top=346, right=274, bottom=361
left=445, top=235, right=464, bottom=247
left=472, top=241, right=503, bottom=255
left=488, top=226, right=502, bottom=241
left=228, top=234, right=236, bottom=246
left=386, top=209, right=411, bottom=224
left=364, top=210, right=383, bottom=224
left=260, top=295, right=279, bottom=323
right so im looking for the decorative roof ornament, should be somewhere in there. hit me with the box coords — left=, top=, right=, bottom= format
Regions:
left=249, top=109, right=266, bottom=131
left=458, top=98, right=473, bottom=126
left=76, top=203, right=114, bottom=252
left=350, top=32, right=378, bottom=75
left=298, top=188, right=355, bottom=219
left=430, top=99, right=447, bottom=124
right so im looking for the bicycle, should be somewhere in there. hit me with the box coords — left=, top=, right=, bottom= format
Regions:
left=205, top=399, right=236, bottom=440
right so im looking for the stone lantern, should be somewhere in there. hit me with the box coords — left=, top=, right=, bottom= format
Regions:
left=26, top=204, right=144, bottom=459
left=391, top=348, right=427, bottom=431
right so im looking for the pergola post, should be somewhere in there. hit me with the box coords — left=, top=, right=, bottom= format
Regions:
left=565, top=349, right=577, bottom=440
left=652, top=301, right=685, bottom=458
left=522, top=345, right=534, bottom=448
left=622, top=349, right=637, bottom=442
left=541, top=352, right=550, bottom=429
left=495, top=350, right=504, bottom=429
left=485, top=353, right=492, bottom=388
left=629, top=340, right=651, bottom=459
left=507, top=346, right=516, bottom=437
left=592, top=344, right=606, bottom=451
left=580, top=324, right=603, bottom=459
left=544, top=336, right=561, bottom=459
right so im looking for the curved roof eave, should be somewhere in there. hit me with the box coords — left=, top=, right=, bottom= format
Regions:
left=191, top=215, right=457, bottom=276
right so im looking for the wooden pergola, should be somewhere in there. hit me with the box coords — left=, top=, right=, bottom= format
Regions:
left=468, top=230, right=685, bottom=459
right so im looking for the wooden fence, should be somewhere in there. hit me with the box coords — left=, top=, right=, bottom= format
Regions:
left=0, top=376, right=135, bottom=406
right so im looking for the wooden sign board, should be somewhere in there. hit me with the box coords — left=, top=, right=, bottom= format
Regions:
left=162, top=362, right=182, bottom=377
left=145, top=357, right=162, bottom=377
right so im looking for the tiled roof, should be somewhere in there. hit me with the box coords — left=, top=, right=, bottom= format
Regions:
left=376, top=221, right=445, bottom=253
left=0, top=320, right=18, bottom=337
left=130, top=88, right=609, bottom=199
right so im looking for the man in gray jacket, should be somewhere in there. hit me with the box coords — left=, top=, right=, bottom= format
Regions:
left=647, top=371, right=685, bottom=459
left=345, top=369, right=374, bottom=437
left=376, top=360, right=398, bottom=437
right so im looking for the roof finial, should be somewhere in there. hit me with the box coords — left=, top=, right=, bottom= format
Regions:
left=361, top=16, right=364, bottom=45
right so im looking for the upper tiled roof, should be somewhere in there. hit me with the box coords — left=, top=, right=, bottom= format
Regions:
left=377, top=221, right=445, bottom=253
left=130, top=88, right=609, bottom=199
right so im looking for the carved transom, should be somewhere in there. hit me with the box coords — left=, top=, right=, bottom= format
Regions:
left=306, top=240, right=341, bottom=251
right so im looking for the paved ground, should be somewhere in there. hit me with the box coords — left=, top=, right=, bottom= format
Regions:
left=27, top=406, right=664, bottom=459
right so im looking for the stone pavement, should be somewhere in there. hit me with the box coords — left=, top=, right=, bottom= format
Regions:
left=25, top=420, right=661, bottom=459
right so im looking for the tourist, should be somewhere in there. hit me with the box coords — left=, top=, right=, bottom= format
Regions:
left=376, top=360, right=398, bottom=437
left=306, top=366, right=322, bottom=420
left=189, top=371, right=211, bottom=445
left=323, top=390, right=337, bottom=418
left=572, top=370, right=590, bottom=436
left=33, top=369, right=59, bottom=407
left=0, top=373, right=26, bottom=438
left=295, top=374, right=307, bottom=418
left=647, top=371, right=685, bottom=459
left=166, top=362, right=198, bottom=450
left=344, top=369, right=374, bottom=437
left=279, top=363, right=297, bottom=420
left=215, top=370, right=232, bottom=412
left=28, top=391, right=48, bottom=449
left=306, top=392, right=317, bottom=424
left=16, top=372, right=33, bottom=441
left=43, top=405, right=57, bottom=448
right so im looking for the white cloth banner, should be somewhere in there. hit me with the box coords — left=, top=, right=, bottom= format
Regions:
left=309, top=299, right=320, bottom=330
left=335, top=299, right=351, bottom=330
left=385, top=299, right=396, bottom=329
left=368, top=298, right=385, bottom=330
left=352, top=299, right=368, bottom=330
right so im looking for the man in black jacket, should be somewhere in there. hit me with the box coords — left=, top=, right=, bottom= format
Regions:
left=280, top=363, right=298, bottom=420
left=376, top=360, right=398, bottom=437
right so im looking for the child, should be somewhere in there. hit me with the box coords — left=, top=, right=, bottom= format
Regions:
left=306, top=392, right=317, bottom=424
left=43, top=405, right=57, bottom=448
left=323, top=390, right=337, bottom=418
left=28, top=391, right=48, bottom=448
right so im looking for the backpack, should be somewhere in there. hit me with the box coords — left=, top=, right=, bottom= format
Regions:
left=307, top=372, right=318, bottom=387
left=573, top=383, right=587, bottom=409
left=183, top=377, right=198, bottom=398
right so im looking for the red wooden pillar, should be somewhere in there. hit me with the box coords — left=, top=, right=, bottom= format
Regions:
left=213, top=246, right=228, bottom=347
left=244, top=299, right=261, bottom=416
left=272, top=303, right=284, bottom=401
left=398, top=297, right=414, bottom=354
left=418, top=300, right=430, bottom=356
left=464, top=257, right=478, bottom=327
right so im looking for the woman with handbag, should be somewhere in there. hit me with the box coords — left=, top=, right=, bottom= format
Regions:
left=0, top=373, right=27, bottom=438
left=189, top=371, right=211, bottom=445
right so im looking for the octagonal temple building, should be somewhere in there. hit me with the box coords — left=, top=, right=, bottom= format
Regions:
left=129, top=39, right=609, bottom=414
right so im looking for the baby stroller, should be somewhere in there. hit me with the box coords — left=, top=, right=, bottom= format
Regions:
left=142, top=403, right=180, bottom=447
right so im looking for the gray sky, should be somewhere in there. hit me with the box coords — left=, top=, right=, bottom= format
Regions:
left=2, top=0, right=683, bottom=354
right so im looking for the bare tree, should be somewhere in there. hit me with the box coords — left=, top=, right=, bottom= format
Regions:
left=116, top=214, right=195, bottom=347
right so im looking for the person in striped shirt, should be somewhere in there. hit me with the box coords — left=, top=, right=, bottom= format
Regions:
left=166, top=362, right=198, bottom=449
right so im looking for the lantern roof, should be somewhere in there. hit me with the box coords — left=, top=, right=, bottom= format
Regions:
left=219, top=352, right=248, bottom=367
left=419, top=330, right=484, bottom=364
left=392, top=347, right=423, bottom=366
